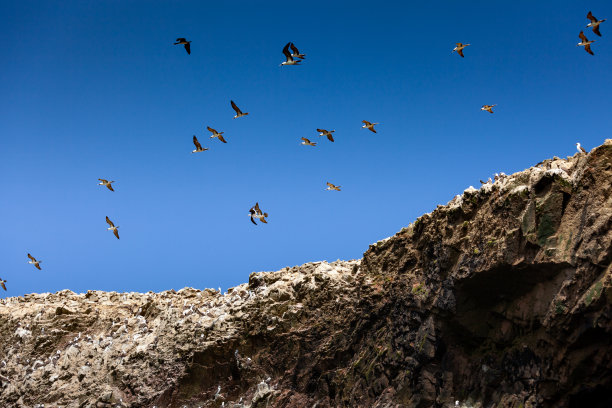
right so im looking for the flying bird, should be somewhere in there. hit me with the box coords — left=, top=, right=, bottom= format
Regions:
left=481, top=104, right=496, bottom=113
left=280, top=42, right=301, bottom=66
left=325, top=182, right=341, bottom=191
left=207, top=126, right=227, bottom=143
left=0, top=278, right=6, bottom=291
left=576, top=143, right=587, bottom=154
left=192, top=135, right=208, bottom=153
left=290, top=43, right=306, bottom=59
left=586, top=11, right=606, bottom=36
left=27, top=253, right=41, bottom=270
left=249, top=202, right=268, bottom=225
left=106, top=216, right=120, bottom=239
left=362, top=120, right=379, bottom=133
left=452, top=43, right=470, bottom=57
left=174, top=38, right=192, bottom=54
left=231, top=101, right=249, bottom=119
left=317, top=129, right=335, bottom=142
left=98, top=179, right=115, bottom=191
left=301, top=137, right=317, bottom=146
left=577, top=31, right=595, bottom=55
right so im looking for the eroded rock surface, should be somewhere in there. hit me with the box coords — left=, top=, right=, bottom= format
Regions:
left=1, top=141, right=611, bottom=408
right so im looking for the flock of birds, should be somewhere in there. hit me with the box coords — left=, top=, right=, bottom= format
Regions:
left=1, top=11, right=605, bottom=294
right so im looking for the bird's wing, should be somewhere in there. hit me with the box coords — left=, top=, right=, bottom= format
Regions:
left=456, top=43, right=462, bottom=46
left=260, top=217, right=268, bottom=224
left=98, top=179, right=107, bottom=183
left=580, top=146, right=587, bottom=153
left=107, top=184, right=114, bottom=191
left=579, top=31, right=588, bottom=42
left=28, top=253, right=35, bottom=261
left=193, top=136, right=203, bottom=150
left=35, top=263, right=41, bottom=270
left=106, top=216, right=114, bottom=227
left=362, top=120, right=371, bottom=126
left=176, top=38, right=186, bottom=42
left=457, top=49, right=464, bottom=57
left=369, top=126, right=377, bottom=133
left=327, top=134, right=334, bottom=142
left=231, top=100, right=242, bottom=115
left=250, top=215, right=257, bottom=225
left=185, top=43, right=191, bottom=54
left=587, top=11, right=596, bottom=22
left=282, top=43, right=292, bottom=60
left=114, top=229, right=120, bottom=239
left=0, top=281, right=5, bottom=291
left=316, top=129, right=326, bottom=133
left=218, top=135, right=227, bottom=143
left=207, top=126, right=217, bottom=134
left=290, top=43, right=299, bottom=54
left=593, top=25, right=602, bottom=36
left=585, top=44, right=594, bottom=55
left=254, top=202, right=261, bottom=213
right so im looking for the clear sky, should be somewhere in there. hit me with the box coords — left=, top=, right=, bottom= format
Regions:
left=1, top=0, right=610, bottom=297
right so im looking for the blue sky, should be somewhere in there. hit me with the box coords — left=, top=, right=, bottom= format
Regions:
left=1, top=0, right=610, bottom=297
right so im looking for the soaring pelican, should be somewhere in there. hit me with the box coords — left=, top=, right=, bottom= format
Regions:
left=231, top=101, right=249, bottom=119
left=249, top=202, right=268, bottom=225
left=301, top=137, right=317, bottom=146
left=174, top=38, right=192, bottom=54
left=280, top=42, right=301, bottom=66
left=106, top=216, right=120, bottom=240
left=192, top=135, right=208, bottom=153
left=317, top=129, right=335, bottom=142
left=290, top=43, right=306, bottom=59
left=586, top=11, right=606, bottom=37
left=325, top=182, right=341, bottom=191
left=27, top=253, right=42, bottom=270
left=577, top=31, right=595, bottom=55
left=452, top=43, right=470, bottom=57
left=362, top=120, right=379, bottom=133
left=98, top=179, right=115, bottom=191
left=481, top=104, right=496, bottom=113
left=207, top=126, right=227, bottom=143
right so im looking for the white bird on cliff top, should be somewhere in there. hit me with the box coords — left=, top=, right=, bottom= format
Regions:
left=576, top=143, right=587, bottom=154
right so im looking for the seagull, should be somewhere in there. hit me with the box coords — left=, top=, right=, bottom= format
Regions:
left=362, top=120, right=379, bottom=133
left=27, top=253, right=42, bottom=270
left=577, top=31, right=595, bottom=55
left=249, top=202, right=268, bottom=225
left=317, top=129, right=335, bottom=142
left=280, top=42, right=301, bottom=66
left=230, top=101, right=249, bottom=119
left=481, top=104, right=496, bottom=113
left=576, top=143, right=587, bottom=154
left=0, top=278, right=6, bottom=291
left=586, top=11, right=606, bottom=37
left=98, top=179, right=115, bottom=191
left=207, top=126, right=227, bottom=143
left=301, top=137, right=316, bottom=146
left=106, top=216, right=120, bottom=239
left=452, top=43, right=470, bottom=57
left=290, top=43, right=306, bottom=59
left=174, top=38, right=192, bottom=55
left=192, top=136, right=208, bottom=153
left=325, top=182, right=341, bottom=191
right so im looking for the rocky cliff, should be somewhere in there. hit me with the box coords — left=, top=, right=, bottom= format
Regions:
left=1, top=141, right=611, bottom=408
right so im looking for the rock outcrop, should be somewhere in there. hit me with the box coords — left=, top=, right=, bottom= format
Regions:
left=1, top=141, right=611, bottom=408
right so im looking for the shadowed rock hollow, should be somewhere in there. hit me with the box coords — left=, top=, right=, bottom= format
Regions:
left=1, top=141, right=611, bottom=408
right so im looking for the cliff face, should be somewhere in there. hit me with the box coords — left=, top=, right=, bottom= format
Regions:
left=1, top=141, right=611, bottom=408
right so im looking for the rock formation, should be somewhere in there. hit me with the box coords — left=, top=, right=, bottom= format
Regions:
left=1, top=141, right=611, bottom=408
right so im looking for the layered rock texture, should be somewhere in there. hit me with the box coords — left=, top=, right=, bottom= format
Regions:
left=1, top=141, right=611, bottom=408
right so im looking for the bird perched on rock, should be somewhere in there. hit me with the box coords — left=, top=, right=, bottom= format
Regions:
left=325, top=182, right=341, bottom=191
left=106, top=216, right=120, bottom=239
left=98, top=179, right=115, bottom=191
left=0, top=278, right=6, bottom=291
left=577, top=31, right=595, bottom=55
left=207, top=126, right=227, bottom=143
left=317, top=129, right=335, bottom=142
left=191, top=135, right=208, bottom=153
left=174, top=38, right=192, bottom=54
left=280, top=42, right=301, bottom=66
left=230, top=101, right=248, bottom=119
left=452, top=43, right=470, bottom=57
left=586, top=11, right=606, bottom=36
left=301, top=137, right=316, bottom=146
left=481, top=104, right=496, bottom=113
left=27, top=253, right=42, bottom=270
left=362, top=120, right=379, bottom=133
left=249, top=202, right=268, bottom=225
left=576, top=142, right=587, bottom=154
